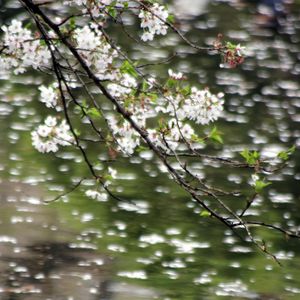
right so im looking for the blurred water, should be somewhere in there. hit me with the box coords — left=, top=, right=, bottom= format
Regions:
left=0, top=0, right=300, bottom=299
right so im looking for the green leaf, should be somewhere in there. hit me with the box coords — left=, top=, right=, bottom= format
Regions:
left=254, top=180, right=272, bottom=193
left=142, top=80, right=149, bottom=92
left=107, top=1, right=118, bottom=18
left=209, top=126, right=223, bottom=144
left=226, top=41, right=237, bottom=50
left=147, top=93, right=158, bottom=103
left=39, top=39, right=47, bottom=47
left=166, top=78, right=176, bottom=88
left=120, top=60, right=138, bottom=78
left=200, top=210, right=211, bottom=217
left=81, top=99, right=88, bottom=109
left=87, top=107, right=101, bottom=118
left=25, top=22, right=32, bottom=29
left=136, top=146, right=148, bottom=153
left=191, top=134, right=205, bottom=144
left=108, top=7, right=117, bottom=18
left=167, top=14, right=175, bottom=24
left=69, top=17, right=76, bottom=30
left=158, top=119, right=167, bottom=131
left=181, top=85, right=191, bottom=96
left=240, top=149, right=260, bottom=165
left=74, top=128, right=81, bottom=136
left=277, top=145, right=296, bottom=161
left=106, top=174, right=113, bottom=180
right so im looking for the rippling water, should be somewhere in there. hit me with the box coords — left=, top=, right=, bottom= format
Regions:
left=1, top=0, right=300, bottom=299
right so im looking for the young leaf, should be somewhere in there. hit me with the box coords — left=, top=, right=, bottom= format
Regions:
left=69, top=17, right=76, bottom=30
left=120, top=60, right=138, bottom=78
left=87, top=107, right=101, bottom=118
left=167, top=14, right=175, bottom=24
left=209, top=126, right=223, bottom=144
left=240, top=149, right=260, bottom=165
left=277, top=145, right=296, bottom=161
left=191, top=134, right=205, bottom=144
left=200, top=210, right=211, bottom=217
left=254, top=180, right=272, bottom=193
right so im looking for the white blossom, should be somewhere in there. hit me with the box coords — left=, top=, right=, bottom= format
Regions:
left=107, top=73, right=137, bottom=98
left=64, top=0, right=127, bottom=18
left=107, top=115, right=140, bottom=155
left=73, top=24, right=119, bottom=79
left=108, top=167, right=117, bottom=179
left=148, top=119, right=194, bottom=152
left=139, top=3, right=169, bottom=41
left=39, top=83, right=60, bottom=110
left=31, top=116, right=74, bottom=153
left=250, top=174, right=260, bottom=186
left=1, top=20, right=51, bottom=74
left=182, top=88, right=224, bottom=125
left=85, top=190, right=108, bottom=202
left=168, top=69, right=184, bottom=80
left=1, top=20, right=31, bottom=52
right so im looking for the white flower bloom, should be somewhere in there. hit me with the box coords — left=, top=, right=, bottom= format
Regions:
left=1, top=20, right=31, bottom=52
left=107, top=115, right=140, bottom=155
left=73, top=24, right=119, bottom=78
left=250, top=174, right=259, bottom=186
left=182, top=87, right=224, bottom=125
left=31, top=117, right=73, bottom=153
left=55, top=120, right=74, bottom=146
left=168, top=69, right=184, bottom=80
left=74, top=25, right=102, bottom=51
left=138, top=3, right=169, bottom=41
left=44, top=116, right=57, bottom=127
left=235, top=44, right=246, bottom=57
left=107, top=73, right=137, bottom=99
left=108, top=167, right=117, bottom=179
left=37, top=125, right=52, bottom=137
left=141, top=31, right=154, bottom=42
left=85, top=190, right=108, bottom=202
left=148, top=119, right=194, bottom=152
left=1, top=20, right=51, bottom=73
left=39, top=84, right=59, bottom=109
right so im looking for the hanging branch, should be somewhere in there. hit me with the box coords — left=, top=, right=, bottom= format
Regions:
left=0, top=0, right=297, bottom=262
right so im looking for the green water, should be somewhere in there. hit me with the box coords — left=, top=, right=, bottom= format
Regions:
left=0, top=1, right=300, bottom=299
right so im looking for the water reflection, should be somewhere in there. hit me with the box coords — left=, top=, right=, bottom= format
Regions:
left=1, top=0, right=300, bottom=299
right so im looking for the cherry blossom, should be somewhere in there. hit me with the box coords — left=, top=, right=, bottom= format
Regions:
left=39, top=83, right=61, bottom=110
left=138, top=3, right=169, bottom=41
left=1, top=20, right=51, bottom=74
left=31, top=116, right=74, bottom=153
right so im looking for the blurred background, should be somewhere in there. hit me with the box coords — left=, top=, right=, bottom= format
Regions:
left=0, top=0, right=300, bottom=299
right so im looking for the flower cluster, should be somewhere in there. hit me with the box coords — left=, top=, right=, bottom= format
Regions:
left=0, top=20, right=51, bottom=74
left=108, top=73, right=137, bottom=99
left=148, top=119, right=194, bottom=152
left=0, top=5, right=225, bottom=161
left=39, top=83, right=61, bottom=110
left=108, top=116, right=141, bottom=155
left=85, top=189, right=108, bottom=201
left=182, top=88, right=224, bottom=125
left=31, top=116, right=74, bottom=153
left=223, top=43, right=245, bottom=68
left=157, top=85, right=224, bottom=126
left=168, top=69, right=184, bottom=80
left=85, top=167, right=117, bottom=201
left=73, top=24, right=119, bottom=80
left=64, top=0, right=126, bottom=6
left=138, top=3, right=169, bottom=41
left=64, top=0, right=169, bottom=41
left=104, top=68, right=225, bottom=154
left=64, top=0, right=127, bottom=17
